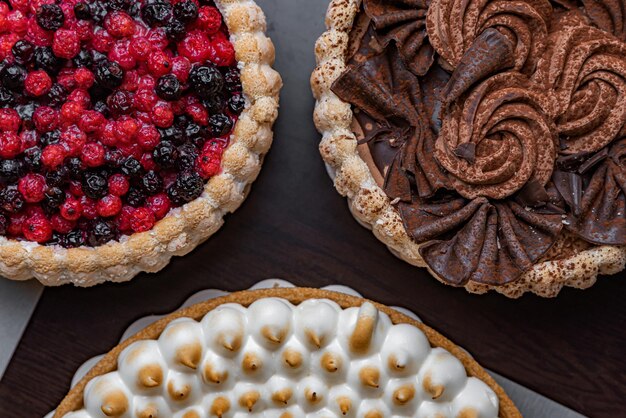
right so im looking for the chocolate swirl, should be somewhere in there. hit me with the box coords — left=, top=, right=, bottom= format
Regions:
left=426, top=0, right=553, bottom=101
left=362, top=0, right=435, bottom=76
left=532, top=19, right=626, bottom=154
left=435, top=72, right=558, bottom=200
left=581, top=0, right=626, bottom=40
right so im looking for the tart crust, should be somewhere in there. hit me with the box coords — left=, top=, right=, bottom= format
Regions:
left=311, top=0, right=626, bottom=298
left=0, top=0, right=282, bottom=287
left=54, top=287, right=521, bottom=417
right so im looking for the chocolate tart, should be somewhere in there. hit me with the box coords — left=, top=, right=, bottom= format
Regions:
left=53, top=288, right=520, bottom=418
left=0, top=0, right=281, bottom=286
left=312, top=0, right=626, bottom=297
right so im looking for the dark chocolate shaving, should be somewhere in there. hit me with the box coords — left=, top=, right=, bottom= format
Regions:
left=553, top=169, right=584, bottom=215
left=516, top=178, right=551, bottom=207
left=442, top=28, right=515, bottom=105
left=363, top=0, right=435, bottom=76
left=453, top=142, right=476, bottom=164
left=400, top=196, right=562, bottom=286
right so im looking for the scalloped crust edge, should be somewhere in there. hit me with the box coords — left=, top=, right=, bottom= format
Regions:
left=0, top=0, right=283, bottom=287
left=53, top=287, right=522, bottom=418
left=311, top=0, right=626, bottom=298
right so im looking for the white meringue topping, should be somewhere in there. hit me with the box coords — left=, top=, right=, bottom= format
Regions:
left=65, top=298, right=499, bottom=418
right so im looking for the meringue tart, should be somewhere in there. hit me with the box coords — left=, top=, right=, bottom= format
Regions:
left=54, top=288, right=520, bottom=418
left=312, top=0, right=626, bottom=297
left=0, top=0, right=281, bottom=286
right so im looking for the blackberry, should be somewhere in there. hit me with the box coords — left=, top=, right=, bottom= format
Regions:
left=107, top=90, right=133, bottom=115
left=1, top=64, right=26, bottom=91
left=87, top=220, right=116, bottom=246
left=36, top=4, right=65, bottom=31
left=0, top=87, right=14, bottom=107
left=105, top=149, right=124, bottom=167
left=0, top=187, right=24, bottom=213
left=165, top=18, right=186, bottom=41
left=47, top=84, right=68, bottom=107
left=82, top=171, right=108, bottom=199
left=189, top=65, right=224, bottom=98
left=16, top=103, right=36, bottom=127
left=141, top=171, right=163, bottom=195
left=184, top=123, right=208, bottom=145
left=126, top=186, right=146, bottom=206
left=141, top=0, right=173, bottom=27
left=153, top=140, right=178, bottom=168
left=155, top=74, right=182, bottom=101
left=209, top=113, right=233, bottom=137
left=106, top=0, right=133, bottom=12
left=120, top=157, right=142, bottom=176
left=40, top=130, right=61, bottom=147
left=89, top=1, right=109, bottom=23
left=177, top=143, right=198, bottom=170
left=73, top=49, right=93, bottom=68
left=59, top=229, right=86, bottom=248
left=73, top=2, right=92, bottom=20
left=202, top=94, right=225, bottom=114
left=46, top=166, right=70, bottom=187
left=167, top=171, right=204, bottom=205
left=224, top=68, right=242, bottom=92
left=159, top=126, right=184, bottom=144
left=174, top=0, right=198, bottom=23
left=23, top=147, right=43, bottom=172
left=95, top=61, right=124, bottom=90
left=228, top=94, right=245, bottom=114
left=44, top=187, right=65, bottom=208
left=0, top=159, right=24, bottom=183
left=34, top=47, right=63, bottom=74
left=11, top=40, right=35, bottom=65
left=93, top=100, right=110, bottom=116
left=66, top=158, right=84, bottom=178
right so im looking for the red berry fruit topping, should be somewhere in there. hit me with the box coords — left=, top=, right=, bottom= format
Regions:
left=0, top=0, right=242, bottom=247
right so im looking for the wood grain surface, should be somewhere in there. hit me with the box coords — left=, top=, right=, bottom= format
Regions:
left=0, top=1, right=625, bottom=417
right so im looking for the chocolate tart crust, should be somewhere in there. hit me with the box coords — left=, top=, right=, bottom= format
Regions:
left=311, top=0, right=626, bottom=298
left=54, top=287, right=521, bottom=418
left=0, top=0, right=282, bottom=287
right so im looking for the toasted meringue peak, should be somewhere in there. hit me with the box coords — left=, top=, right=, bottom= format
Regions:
left=67, top=298, right=498, bottom=418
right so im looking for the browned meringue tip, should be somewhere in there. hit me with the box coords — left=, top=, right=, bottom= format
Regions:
left=242, top=352, right=262, bottom=373
left=271, top=388, right=293, bottom=405
left=176, top=343, right=202, bottom=369
left=167, top=380, right=191, bottom=401
left=261, top=325, right=286, bottom=344
left=136, top=405, right=158, bottom=418
left=321, top=352, right=341, bottom=373
left=305, top=328, right=322, bottom=348
left=423, top=373, right=444, bottom=400
left=100, top=391, right=128, bottom=417
left=349, top=302, right=378, bottom=354
left=210, top=396, right=231, bottom=417
left=218, top=333, right=242, bottom=352
left=282, top=349, right=303, bottom=368
left=239, top=391, right=261, bottom=411
left=203, top=364, right=228, bottom=385
left=364, top=410, right=384, bottom=418
left=393, top=384, right=416, bottom=405
left=359, top=366, right=380, bottom=388
left=337, top=396, right=352, bottom=414
left=137, top=364, right=163, bottom=388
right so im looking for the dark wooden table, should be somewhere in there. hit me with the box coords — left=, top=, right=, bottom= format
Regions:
left=1, top=1, right=625, bottom=417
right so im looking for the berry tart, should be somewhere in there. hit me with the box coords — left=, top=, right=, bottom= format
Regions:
left=53, top=288, right=520, bottom=418
left=0, top=0, right=281, bottom=285
left=312, top=0, right=626, bottom=297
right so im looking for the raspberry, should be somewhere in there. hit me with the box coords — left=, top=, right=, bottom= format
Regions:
left=78, top=110, right=105, bottom=133
left=7, top=11, right=28, bottom=35
left=104, top=11, right=135, bottom=38
left=108, top=174, right=130, bottom=196
left=137, top=124, right=160, bottom=150
left=80, top=196, right=98, bottom=219
left=18, top=173, right=46, bottom=202
left=140, top=152, right=157, bottom=170
left=68, top=180, right=83, bottom=197
left=134, top=89, right=158, bottom=112
left=73, top=68, right=94, bottom=89
left=97, top=194, right=122, bottom=217
left=41, top=143, right=67, bottom=168
left=52, top=29, right=81, bottom=59
left=147, top=50, right=172, bottom=77
left=178, top=31, right=210, bottom=62
left=27, top=17, right=53, bottom=47
left=130, top=206, right=155, bottom=232
left=209, top=35, right=235, bottom=67
left=146, top=192, right=171, bottom=219
left=108, top=40, right=136, bottom=70
left=81, top=142, right=105, bottom=167
left=91, top=28, right=114, bottom=53
left=51, top=214, right=75, bottom=234
left=0, top=132, right=23, bottom=158
left=0, top=33, right=19, bottom=61
left=115, top=205, right=134, bottom=232
left=60, top=125, right=87, bottom=156
left=23, top=214, right=53, bottom=243
left=33, top=106, right=59, bottom=132
left=0, top=109, right=21, bottom=132
left=171, top=56, right=191, bottom=82
left=107, top=90, right=134, bottom=115
left=25, top=69, right=53, bottom=96
left=186, top=102, right=209, bottom=125
left=151, top=101, right=174, bottom=128
left=197, top=6, right=221, bottom=34
left=129, top=36, right=151, bottom=61
left=114, top=117, right=139, bottom=144
left=196, top=152, right=221, bottom=178
left=60, top=197, right=83, bottom=221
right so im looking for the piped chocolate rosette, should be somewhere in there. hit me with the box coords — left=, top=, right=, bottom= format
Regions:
left=314, top=0, right=626, bottom=296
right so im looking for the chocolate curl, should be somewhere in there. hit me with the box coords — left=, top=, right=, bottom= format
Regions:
left=364, top=0, right=435, bottom=76
left=582, top=0, right=626, bottom=40
left=442, top=28, right=515, bottom=105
